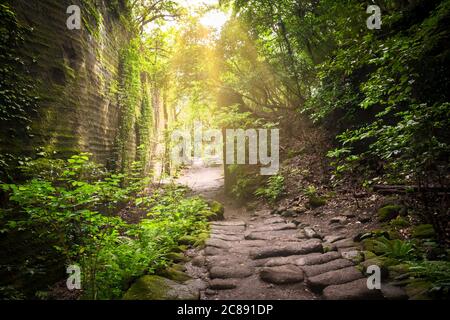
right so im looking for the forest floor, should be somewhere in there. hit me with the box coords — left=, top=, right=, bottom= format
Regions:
left=177, top=162, right=407, bottom=300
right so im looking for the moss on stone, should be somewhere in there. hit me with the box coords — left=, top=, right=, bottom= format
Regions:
left=123, top=275, right=199, bottom=300
left=166, top=252, right=189, bottom=263
left=157, top=267, right=192, bottom=283
left=307, top=195, right=327, bottom=208
left=412, top=224, right=436, bottom=239
left=207, top=200, right=225, bottom=221
left=378, top=205, right=403, bottom=222
left=178, top=235, right=197, bottom=246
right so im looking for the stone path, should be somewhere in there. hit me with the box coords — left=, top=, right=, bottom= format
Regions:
left=188, top=211, right=392, bottom=300
left=178, top=164, right=406, bottom=300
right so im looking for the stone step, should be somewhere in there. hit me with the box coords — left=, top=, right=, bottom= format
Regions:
left=259, top=265, right=305, bottom=284
left=249, top=223, right=297, bottom=233
left=206, top=238, right=231, bottom=249
left=209, top=266, right=254, bottom=279
left=265, top=253, right=323, bottom=267
left=306, top=266, right=364, bottom=292
left=209, top=279, right=238, bottom=290
left=211, top=221, right=246, bottom=227
left=250, top=239, right=323, bottom=260
left=301, top=258, right=354, bottom=278
left=211, top=233, right=244, bottom=241
left=296, top=251, right=341, bottom=266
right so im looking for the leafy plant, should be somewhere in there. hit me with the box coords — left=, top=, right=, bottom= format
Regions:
left=372, top=237, right=416, bottom=261
left=254, top=175, right=285, bottom=204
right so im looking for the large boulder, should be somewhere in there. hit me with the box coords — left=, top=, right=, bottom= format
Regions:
left=123, top=275, right=200, bottom=300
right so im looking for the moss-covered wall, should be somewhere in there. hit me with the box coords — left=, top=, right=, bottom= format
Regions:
left=0, top=0, right=171, bottom=175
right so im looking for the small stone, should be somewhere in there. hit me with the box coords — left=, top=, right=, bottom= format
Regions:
left=204, top=247, right=225, bottom=256
left=191, top=256, right=206, bottom=267
left=264, top=217, right=286, bottom=224
left=304, top=227, right=321, bottom=239
left=209, top=279, right=238, bottom=290
left=333, top=238, right=356, bottom=249
left=204, top=289, right=217, bottom=296
left=323, top=235, right=346, bottom=243
left=341, top=250, right=364, bottom=263
left=209, top=266, right=254, bottom=279
left=260, top=265, right=304, bottom=284
left=329, top=216, right=348, bottom=224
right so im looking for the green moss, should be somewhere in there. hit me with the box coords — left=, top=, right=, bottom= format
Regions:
left=378, top=205, right=403, bottom=222
left=157, top=267, right=192, bottom=283
left=412, top=224, right=436, bottom=239
left=122, top=275, right=199, bottom=300
left=178, top=235, right=197, bottom=246
left=207, top=200, right=225, bottom=221
left=390, top=216, right=410, bottom=228
left=166, top=252, right=189, bottom=263
left=308, top=195, right=327, bottom=208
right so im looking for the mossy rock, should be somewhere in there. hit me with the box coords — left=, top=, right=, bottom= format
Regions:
left=360, top=257, right=397, bottom=279
left=361, top=239, right=379, bottom=252
left=378, top=205, right=403, bottom=222
left=123, top=275, right=199, bottom=300
left=157, top=267, right=192, bottom=283
left=362, top=251, right=377, bottom=261
left=178, top=235, right=197, bottom=246
left=405, top=280, right=432, bottom=300
left=412, top=224, right=436, bottom=239
left=207, top=201, right=225, bottom=221
left=307, top=195, right=327, bottom=208
left=390, top=216, right=410, bottom=228
left=387, top=229, right=403, bottom=240
left=166, top=252, right=189, bottom=263
left=194, top=232, right=209, bottom=247
left=388, top=263, right=411, bottom=279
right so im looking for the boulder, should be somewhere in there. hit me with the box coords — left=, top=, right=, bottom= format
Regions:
left=157, top=266, right=192, bottom=282
left=329, top=216, right=348, bottom=224
left=123, top=275, right=199, bottom=300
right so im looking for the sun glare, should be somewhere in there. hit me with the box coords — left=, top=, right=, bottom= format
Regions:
left=199, top=9, right=229, bottom=31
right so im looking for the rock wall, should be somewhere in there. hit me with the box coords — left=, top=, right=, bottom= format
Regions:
left=1, top=0, right=170, bottom=173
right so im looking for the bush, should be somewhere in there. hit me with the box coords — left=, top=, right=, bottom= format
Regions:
left=254, top=175, right=285, bottom=204
left=0, top=154, right=212, bottom=299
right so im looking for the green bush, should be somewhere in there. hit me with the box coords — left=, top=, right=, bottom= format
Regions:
left=254, top=175, right=285, bottom=204
left=0, top=154, right=211, bottom=300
